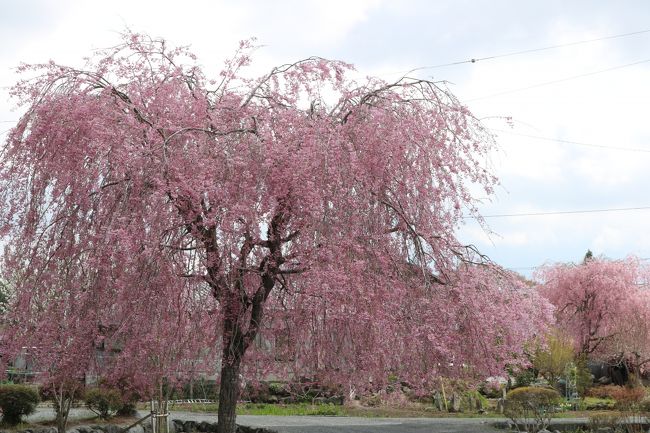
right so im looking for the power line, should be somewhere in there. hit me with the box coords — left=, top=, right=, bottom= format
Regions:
left=464, top=206, right=650, bottom=219
left=506, top=266, right=537, bottom=271
left=388, top=28, right=650, bottom=75
left=467, top=58, right=650, bottom=101
left=506, top=257, right=650, bottom=272
left=492, top=129, right=650, bottom=153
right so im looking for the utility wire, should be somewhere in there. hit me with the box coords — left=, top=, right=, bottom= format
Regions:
left=464, top=206, right=650, bottom=219
left=389, top=28, right=650, bottom=75
left=467, top=58, right=650, bottom=101
left=492, top=129, right=650, bottom=153
left=506, top=257, right=650, bottom=271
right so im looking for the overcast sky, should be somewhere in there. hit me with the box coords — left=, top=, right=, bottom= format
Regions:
left=2, top=0, right=650, bottom=276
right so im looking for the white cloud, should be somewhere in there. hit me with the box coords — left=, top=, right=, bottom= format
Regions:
left=3, top=0, right=650, bottom=273
left=592, top=227, right=625, bottom=253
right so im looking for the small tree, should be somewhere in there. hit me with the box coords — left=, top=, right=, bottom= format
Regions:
left=533, top=329, right=575, bottom=391
left=536, top=256, right=649, bottom=357
left=2, top=275, right=96, bottom=433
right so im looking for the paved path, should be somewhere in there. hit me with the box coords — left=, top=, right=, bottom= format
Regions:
left=169, top=412, right=504, bottom=433
left=27, top=408, right=592, bottom=433
left=29, top=409, right=505, bottom=432
left=29, top=407, right=96, bottom=423
left=239, top=417, right=501, bottom=433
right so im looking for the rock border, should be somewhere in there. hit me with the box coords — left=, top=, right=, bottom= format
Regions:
left=0, top=420, right=276, bottom=433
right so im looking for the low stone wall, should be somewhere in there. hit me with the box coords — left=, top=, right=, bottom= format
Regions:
left=492, top=420, right=650, bottom=433
left=171, top=419, right=276, bottom=433
left=0, top=421, right=276, bottom=433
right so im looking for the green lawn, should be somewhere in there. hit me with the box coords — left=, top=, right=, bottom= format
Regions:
left=169, top=401, right=498, bottom=418
left=238, top=403, right=343, bottom=416
left=169, top=402, right=344, bottom=416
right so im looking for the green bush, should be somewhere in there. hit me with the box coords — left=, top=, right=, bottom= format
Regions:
left=0, top=384, right=40, bottom=425
left=505, top=386, right=561, bottom=433
left=83, top=387, right=123, bottom=420
left=512, top=369, right=537, bottom=388
left=116, top=401, right=138, bottom=417
left=580, top=396, right=616, bottom=410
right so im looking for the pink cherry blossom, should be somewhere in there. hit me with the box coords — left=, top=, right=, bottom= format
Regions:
left=536, top=255, right=650, bottom=374
left=1, top=33, right=547, bottom=433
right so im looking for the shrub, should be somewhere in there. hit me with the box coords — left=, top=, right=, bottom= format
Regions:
left=587, top=384, right=622, bottom=399
left=588, top=412, right=624, bottom=433
left=83, top=387, right=124, bottom=420
left=588, top=385, right=646, bottom=409
left=116, top=401, right=138, bottom=417
left=0, top=384, right=40, bottom=425
left=504, top=386, right=561, bottom=433
left=512, top=369, right=537, bottom=388
left=609, top=386, right=646, bottom=409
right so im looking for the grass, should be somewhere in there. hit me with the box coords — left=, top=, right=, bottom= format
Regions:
left=580, top=396, right=616, bottom=410
left=168, top=402, right=641, bottom=419
left=238, top=403, right=343, bottom=416
left=167, top=402, right=344, bottom=416
left=0, top=421, right=35, bottom=432
left=167, top=402, right=220, bottom=413
left=169, top=401, right=503, bottom=418
left=339, top=405, right=482, bottom=418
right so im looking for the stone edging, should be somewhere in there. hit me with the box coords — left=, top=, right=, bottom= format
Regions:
left=0, top=420, right=276, bottom=433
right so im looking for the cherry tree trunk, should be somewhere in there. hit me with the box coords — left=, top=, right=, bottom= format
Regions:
left=53, top=386, right=75, bottom=433
left=216, top=356, right=242, bottom=433
left=152, top=399, right=169, bottom=433
left=55, top=405, right=69, bottom=433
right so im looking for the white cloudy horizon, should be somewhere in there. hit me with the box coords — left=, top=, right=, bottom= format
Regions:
left=2, top=0, right=650, bottom=276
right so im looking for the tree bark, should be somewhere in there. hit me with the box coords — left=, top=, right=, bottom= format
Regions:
left=214, top=220, right=278, bottom=433
left=54, top=395, right=72, bottom=433
left=216, top=356, right=242, bottom=433
left=152, top=391, right=169, bottom=433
